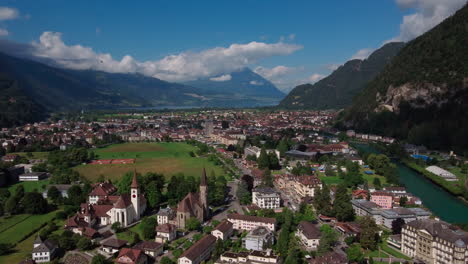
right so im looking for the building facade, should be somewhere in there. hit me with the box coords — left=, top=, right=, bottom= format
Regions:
left=252, top=187, right=281, bottom=209
left=401, top=219, right=468, bottom=264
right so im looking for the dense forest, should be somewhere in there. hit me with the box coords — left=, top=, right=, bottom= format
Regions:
left=339, top=4, right=468, bottom=153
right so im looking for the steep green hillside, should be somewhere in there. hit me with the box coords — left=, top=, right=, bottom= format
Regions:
left=339, top=4, right=468, bottom=152
left=279, top=42, right=404, bottom=109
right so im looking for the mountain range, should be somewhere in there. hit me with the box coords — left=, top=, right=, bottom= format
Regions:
left=338, top=3, right=468, bottom=152
left=279, top=42, right=405, bottom=109
left=0, top=53, right=284, bottom=127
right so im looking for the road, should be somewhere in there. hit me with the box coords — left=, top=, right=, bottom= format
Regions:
left=212, top=180, right=243, bottom=221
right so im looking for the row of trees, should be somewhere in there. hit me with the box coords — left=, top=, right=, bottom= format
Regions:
left=0, top=185, right=50, bottom=216
left=313, top=183, right=355, bottom=222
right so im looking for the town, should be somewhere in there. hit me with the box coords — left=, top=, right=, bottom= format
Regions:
left=0, top=109, right=467, bottom=264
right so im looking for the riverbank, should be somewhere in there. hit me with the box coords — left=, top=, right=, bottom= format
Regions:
left=354, top=143, right=468, bottom=223
left=402, top=159, right=468, bottom=204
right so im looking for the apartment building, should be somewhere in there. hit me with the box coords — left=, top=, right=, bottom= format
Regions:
left=227, top=214, right=276, bottom=232
left=252, top=187, right=281, bottom=209
left=401, top=219, right=468, bottom=264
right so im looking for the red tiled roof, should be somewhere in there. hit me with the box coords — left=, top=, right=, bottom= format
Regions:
left=179, top=235, right=216, bottom=261
left=117, top=248, right=144, bottom=263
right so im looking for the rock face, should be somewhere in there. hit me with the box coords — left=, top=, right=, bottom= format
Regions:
left=339, top=4, right=468, bottom=151
left=279, top=42, right=404, bottom=109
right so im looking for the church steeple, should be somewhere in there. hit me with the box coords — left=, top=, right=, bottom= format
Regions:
left=199, top=168, right=208, bottom=220
left=200, top=167, right=207, bottom=186
left=131, top=169, right=139, bottom=188
left=131, top=169, right=141, bottom=220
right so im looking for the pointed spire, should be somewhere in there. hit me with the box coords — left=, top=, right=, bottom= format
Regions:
left=200, top=167, right=207, bottom=186
left=131, top=169, right=139, bottom=188
left=34, top=235, right=43, bottom=245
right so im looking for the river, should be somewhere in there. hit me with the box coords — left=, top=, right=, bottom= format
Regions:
left=354, top=144, right=468, bottom=223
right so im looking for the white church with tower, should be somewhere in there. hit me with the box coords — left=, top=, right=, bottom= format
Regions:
left=65, top=170, right=147, bottom=232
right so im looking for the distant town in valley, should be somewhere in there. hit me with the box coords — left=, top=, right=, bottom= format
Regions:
left=0, top=1, right=468, bottom=264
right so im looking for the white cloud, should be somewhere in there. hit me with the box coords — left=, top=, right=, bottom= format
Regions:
left=30, top=31, right=303, bottom=82
left=210, top=74, right=231, bottom=82
left=288, top=33, right=296, bottom=41
left=307, top=73, right=325, bottom=84
left=254, top=65, right=298, bottom=80
left=0, top=28, right=8, bottom=36
left=326, top=63, right=341, bottom=71
left=350, top=48, right=373, bottom=60
left=392, top=0, right=466, bottom=41
left=0, top=7, right=19, bottom=20
left=250, top=80, right=263, bottom=86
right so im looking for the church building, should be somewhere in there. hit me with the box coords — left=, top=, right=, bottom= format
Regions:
left=175, top=168, right=209, bottom=229
left=65, top=171, right=147, bottom=232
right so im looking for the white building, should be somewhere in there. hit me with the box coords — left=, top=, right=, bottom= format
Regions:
left=242, top=226, right=274, bottom=251
left=401, top=219, right=468, bottom=264
left=227, top=213, right=276, bottom=232
left=32, top=236, right=57, bottom=263
left=19, top=172, right=47, bottom=181
left=296, top=221, right=321, bottom=250
left=252, top=187, right=281, bottom=209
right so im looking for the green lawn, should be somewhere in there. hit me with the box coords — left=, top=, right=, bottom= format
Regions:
left=75, top=142, right=225, bottom=182
left=318, top=175, right=344, bottom=185
left=380, top=241, right=411, bottom=260
left=0, top=210, right=57, bottom=245
left=7, top=179, right=50, bottom=193
left=0, top=214, right=31, bottom=233
left=0, top=217, right=63, bottom=263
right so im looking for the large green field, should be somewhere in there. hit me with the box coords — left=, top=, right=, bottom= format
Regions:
left=74, top=142, right=225, bottom=182
left=0, top=210, right=57, bottom=245
left=7, top=179, right=50, bottom=193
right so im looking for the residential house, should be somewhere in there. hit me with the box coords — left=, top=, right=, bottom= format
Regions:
left=211, top=220, right=234, bottom=240
left=133, top=241, right=163, bottom=258
left=215, top=250, right=280, bottom=264
left=116, top=248, right=148, bottom=264
left=156, top=207, right=175, bottom=225
left=32, top=236, right=58, bottom=263
left=155, top=223, right=177, bottom=243
left=100, top=238, right=127, bottom=254
left=242, top=226, right=274, bottom=251
left=178, top=235, right=217, bottom=264
left=370, top=191, right=394, bottom=209
left=296, top=221, right=321, bottom=250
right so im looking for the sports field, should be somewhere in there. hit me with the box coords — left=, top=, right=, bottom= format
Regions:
left=74, top=142, right=225, bottom=182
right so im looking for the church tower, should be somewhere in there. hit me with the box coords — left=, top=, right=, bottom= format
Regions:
left=200, top=168, right=208, bottom=219
left=131, top=170, right=140, bottom=220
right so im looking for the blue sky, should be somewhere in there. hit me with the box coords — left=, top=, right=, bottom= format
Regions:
left=0, top=0, right=466, bottom=91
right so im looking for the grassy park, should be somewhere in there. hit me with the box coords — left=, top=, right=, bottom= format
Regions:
left=74, top=142, right=225, bottom=182
left=0, top=210, right=57, bottom=245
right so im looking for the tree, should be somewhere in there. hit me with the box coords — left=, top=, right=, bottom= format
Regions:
left=277, top=139, right=289, bottom=157
left=111, top=222, right=121, bottom=232
left=317, top=225, right=338, bottom=255
left=399, top=196, right=408, bottom=207
left=236, top=180, right=251, bottom=205
left=4, top=196, right=18, bottom=215
left=358, top=216, right=379, bottom=250
left=325, top=164, right=336, bottom=177
left=332, top=183, right=355, bottom=222
left=257, top=147, right=270, bottom=169
left=346, top=244, right=364, bottom=263
left=213, top=239, right=224, bottom=259
left=372, top=177, right=382, bottom=189
left=186, top=217, right=201, bottom=231
left=276, top=228, right=290, bottom=256
left=67, top=185, right=84, bottom=206
left=47, top=186, right=61, bottom=204
left=140, top=217, right=157, bottom=240
left=313, top=184, right=333, bottom=216
left=0, top=243, right=13, bottom=256
left=221, top=120, right=229, bottom=129
left=21, top=192, right=48, bottom=214
left=391, top=218, right=405, bottom=235
left=160, top=257, right=175, bottom=264
left=77, top=237, right=92, bottom=250
left=91, top=254, right=112, bottom=264
left=261, top=169, right=274, bottom=188
left=268, top=152, right=280, bottom=170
